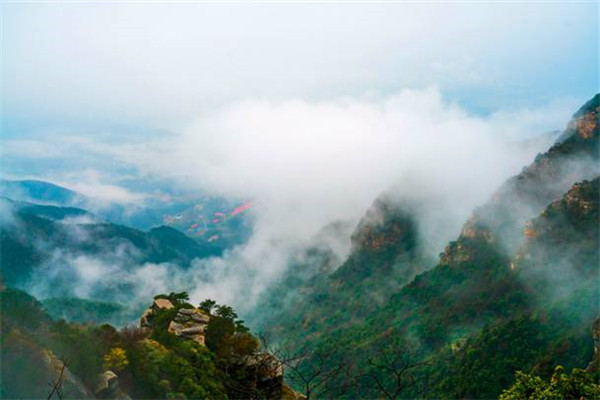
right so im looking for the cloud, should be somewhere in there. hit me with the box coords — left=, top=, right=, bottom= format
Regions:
left=54, top=88, right=573, bottom=311
left=6, top=88, right=585, bottom=316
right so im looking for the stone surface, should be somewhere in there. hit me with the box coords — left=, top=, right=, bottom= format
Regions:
left=95, top=370, right=131, bottom=399
left=140, top=299, right=210, bottom=346
left=166, top=308, right=210, bottom=346
left=153, top=298, right=174, bottom=310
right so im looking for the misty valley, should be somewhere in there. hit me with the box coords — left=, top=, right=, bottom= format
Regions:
left=2, top=2, right=600, bottom=398
left=1, top=95, right=599, bottom=399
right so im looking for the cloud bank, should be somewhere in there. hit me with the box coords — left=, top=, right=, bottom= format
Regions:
left=15, top=88, right=572, bottom=315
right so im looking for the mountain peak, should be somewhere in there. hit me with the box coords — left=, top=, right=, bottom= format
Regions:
left=556, top=93, right=599, bottom=143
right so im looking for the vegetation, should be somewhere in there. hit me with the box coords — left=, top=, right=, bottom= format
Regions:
left=0, top=288, right=283, bottom=399
left=499, top=367, right=600, bottom=400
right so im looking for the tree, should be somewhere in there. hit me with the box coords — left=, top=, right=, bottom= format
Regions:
left=199, top=299, right=217, bottom=314
left=215, top=305, right=238, bottom=320
left=47, top=362, right=66, bottom=400
left=155, top=292, right=190, bottom=306
left=260, top=335, right=345, bottom=400
left=360, top=338, right=427, bottom=400
left=499, top=366, right=600, bottom=400
left=103, top=347, right=129, bottom=372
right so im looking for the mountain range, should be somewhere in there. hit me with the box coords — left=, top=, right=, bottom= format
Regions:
left=0, top=94, right=598, bottom=399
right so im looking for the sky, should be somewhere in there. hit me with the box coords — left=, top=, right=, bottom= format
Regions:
left=1, top=1, right=599, bottom=308
left=1, top=1, right=598, bottom=197
left=2, top=2, right=598, bottom=129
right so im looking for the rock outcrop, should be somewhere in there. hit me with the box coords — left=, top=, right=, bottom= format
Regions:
left=440, top=94, right=599, bottom=268
left=140, top=298, right=210, bottom=346
left=168, top=308, right=210, bottom=346
left=95, top=370, right=131, bottom=399
left=140, top=298, right=175, bottom=331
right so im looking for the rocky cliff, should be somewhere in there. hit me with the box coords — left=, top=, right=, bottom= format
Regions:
left=440, top=95, right=599, bottom=267
left=140, top=298, right=210, bottom=346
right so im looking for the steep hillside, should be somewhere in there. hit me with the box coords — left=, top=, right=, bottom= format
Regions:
left=254, top=95, right=599, bottom=399
left=252, top=197, right=434, bottom=343
left=421, top=177, right=599, bottom=399
left=442, top=93, right=599, bottom=264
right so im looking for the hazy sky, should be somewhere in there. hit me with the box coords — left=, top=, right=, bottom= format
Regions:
left=2, top=2, right=597, bottom=130
left=2, top=1, right=598, bottom=206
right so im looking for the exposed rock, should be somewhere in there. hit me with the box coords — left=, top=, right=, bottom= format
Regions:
left=42, top=350, right=96, bottom=399
left=191, top=312, right=210, bottom=323
left=167, top=308, right=210, bottom=346
left=439, top=98, right=599, bottom=268
left=140, top=298, right=175, bottom=331
left=95, top=370, right=131, bottom=399
left=96, top=370, right=118, bottom=393
left=139, top=298, right=210, bottom=345
left=153, top=298, right=174, bottom=310
left=349, top=198, right=417, bottom=254
left=235, top=352, right=284, bottom=380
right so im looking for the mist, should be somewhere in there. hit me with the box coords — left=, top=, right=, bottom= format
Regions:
left=7, top=88, right=575, bottom=317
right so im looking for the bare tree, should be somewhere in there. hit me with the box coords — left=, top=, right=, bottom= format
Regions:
left=47, top=362, right=67, bottom=400
left=360, top=339, right=427, bottom=400
left=259, top=333, right=347, bottom=400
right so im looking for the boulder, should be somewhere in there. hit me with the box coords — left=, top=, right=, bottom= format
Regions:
left=152, top=298, right=174, bottom=310
left=95, top=370, right=131, bottom=399
left=181, top=325, right=205, bottom=335
left=165, top=308, right=210, bottom=346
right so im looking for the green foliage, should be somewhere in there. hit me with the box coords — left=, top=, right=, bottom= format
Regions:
left=47, top=320, right=118, bottom=385
left=126, top=339, right=226, bottom=399
left=154, top=292, right=190, bottom=307
left=0, top=288, right=51, bottom=329
left=127, top=298, right=264, bottom=399
left=499, top=366, right=600, bottom=400
left=103, top=347, right=129, bottom=372
left=199, top=299, right=217, bottom=314
left=427, top=314, right=550, bottom=399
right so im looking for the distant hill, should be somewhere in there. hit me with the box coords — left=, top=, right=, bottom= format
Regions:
left=1, top=197, right=96, bottom=221
left=0, top=179, right=86, bottom=207
left=0, top=179, right=254, bottom=250
left=0, top=199, right=222, bottom=294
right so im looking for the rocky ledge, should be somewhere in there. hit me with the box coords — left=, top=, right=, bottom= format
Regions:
left=168, top=308, right=210, bottom=346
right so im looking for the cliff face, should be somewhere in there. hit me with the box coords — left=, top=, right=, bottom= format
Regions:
left=332, top=197, right=421, bottom=284
left=168, top=308, right=210, bottom=346
left=512, top=178, right=599, bottom=313
left=440, top=95, right=599, bottom=267
left=350, top=198, right=417, bottom=255
left=140, top=298, right=210, bottom=346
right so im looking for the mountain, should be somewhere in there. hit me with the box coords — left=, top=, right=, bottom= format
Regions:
left=1, top=196, right=96, bottom=221
left=1, top=179, right=254, bottom=249
left=0, top=179, right=86, bottom=207
left=441, top=93, right=599, bottom=264
left=250, top=94, right=599, bottom=399
left=0, top=199, right=221, bottom=296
